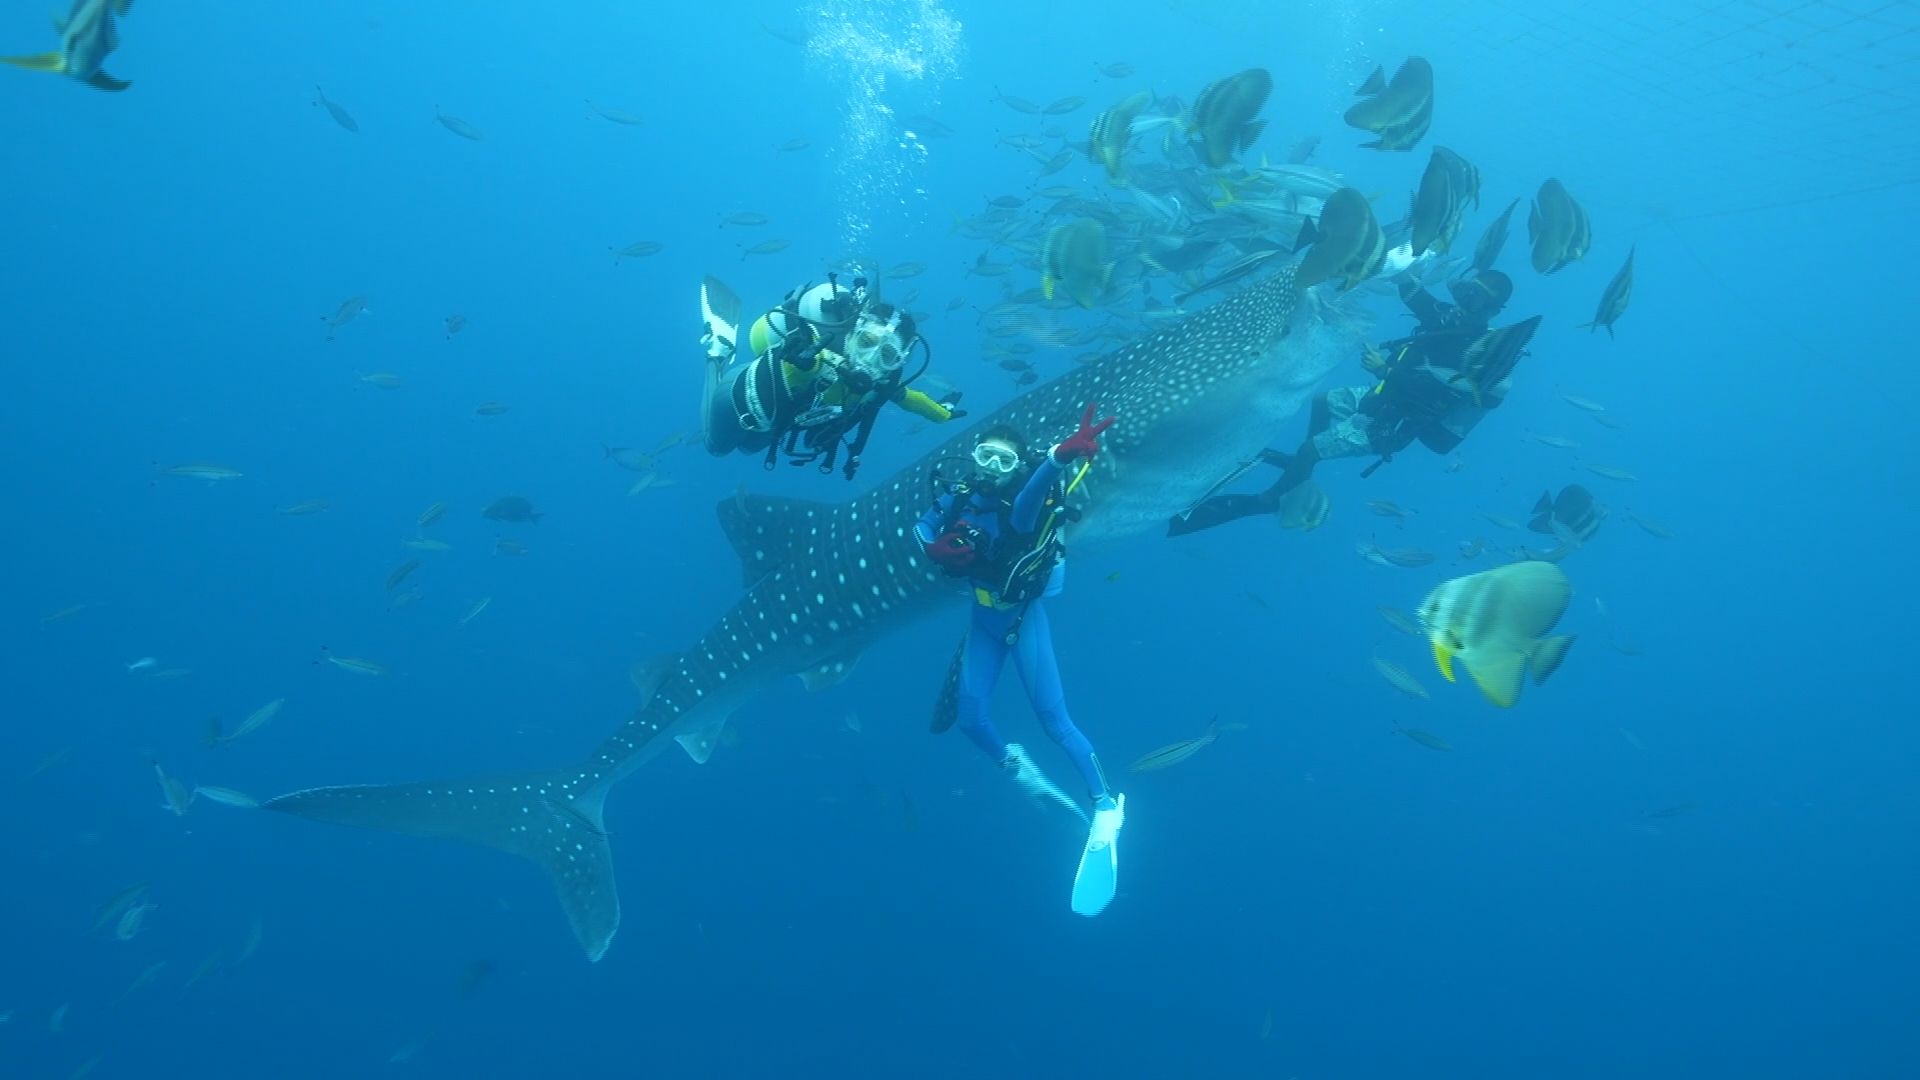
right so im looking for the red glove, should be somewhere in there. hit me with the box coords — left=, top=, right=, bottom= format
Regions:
left=1051, top=401, right=1117, bottom=464
left=924, top=528, right=978, bottom=569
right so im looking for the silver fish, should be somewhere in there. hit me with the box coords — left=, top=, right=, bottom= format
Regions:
left=194, top=785, right=260, bottom=809
left=434, top=107, right=484, bottom=140
left=152, top=761, right=194, bottom=817
left=1372, top=657, right=1429, bottom=700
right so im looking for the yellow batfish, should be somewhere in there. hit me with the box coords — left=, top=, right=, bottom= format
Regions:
left=1, top=0, right=134, bottom=92
left=1416, top=561, right=1576, bottom=707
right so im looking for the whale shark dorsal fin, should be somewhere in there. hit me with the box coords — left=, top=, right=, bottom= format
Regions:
left=627, top=657, right=672, bottom=702
left=716, top=494, right=838, bottom=585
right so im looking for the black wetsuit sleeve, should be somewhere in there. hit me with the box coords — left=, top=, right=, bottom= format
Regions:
left=1400, top=286, right=1450, bottom=330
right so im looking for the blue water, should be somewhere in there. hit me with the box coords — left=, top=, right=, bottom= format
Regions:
left=4, top=2, right=1915, bottom=1077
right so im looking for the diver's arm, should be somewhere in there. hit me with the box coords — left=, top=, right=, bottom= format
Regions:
left=893, top=387, right=958, bottom=422
left=1399, top=283, right=1449, bottom=329
left=760, top=312, right=827, bottom=371
left=914, top=492, right=958, bottom=545
left=1011, top=456, right=1065, bottom=533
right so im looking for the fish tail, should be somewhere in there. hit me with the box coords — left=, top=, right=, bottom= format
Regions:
left=262, top=769, right=621, bottom=961
left=0, top=51, right=65, bottom=74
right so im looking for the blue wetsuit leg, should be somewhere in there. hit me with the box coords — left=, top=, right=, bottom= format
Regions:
left=1008, top=600, right=1105, bottom=798
left=956, top=602, right=1018, bottom=763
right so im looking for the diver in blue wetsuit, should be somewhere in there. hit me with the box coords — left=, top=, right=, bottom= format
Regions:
left=916, top=403, right=1126, bottom=915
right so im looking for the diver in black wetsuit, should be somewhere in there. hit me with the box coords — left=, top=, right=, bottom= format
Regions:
left=1169, top=270, right=1541, bottom=537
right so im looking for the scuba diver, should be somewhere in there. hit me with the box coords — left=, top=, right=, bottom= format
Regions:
left=1168, top=270, right=1542, bottom=536
left=699, top=271, right=965, bottom=481
left=917, top=403, right=1126, bottom=916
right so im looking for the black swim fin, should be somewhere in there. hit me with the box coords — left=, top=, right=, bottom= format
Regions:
left=1167, top=493, right=1277, bottom=538
left=929, top=635, right=966, bottom=734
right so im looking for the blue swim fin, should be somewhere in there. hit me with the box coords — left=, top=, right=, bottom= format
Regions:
left=1070, top=793, right=1124, bottom=916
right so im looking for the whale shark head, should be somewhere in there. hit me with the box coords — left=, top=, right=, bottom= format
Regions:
left=261, top=266, right=1364, bottom=960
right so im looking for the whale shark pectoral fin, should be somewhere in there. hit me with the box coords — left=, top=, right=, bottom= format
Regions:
left=263, top=774, right=621, bottom=961
left=798, top=652, right=861, bottom=691
left=673, top=714, right=730, bottom=765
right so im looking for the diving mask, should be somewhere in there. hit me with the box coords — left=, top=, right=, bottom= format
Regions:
left=972, top=440, right=1021, bottom=475
left=846, top=314, right=906, bottom=375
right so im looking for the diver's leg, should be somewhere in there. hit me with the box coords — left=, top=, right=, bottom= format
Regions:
left=1012, top=600, right=1125, bottom=916
left=1167, top=393, right=1340, bottom=537
left=969, top=604, right=1079, bottom=815
left=702, top=364, right=743, bottom=456
left=1010, top=602, right=1109, bottom=803
left=1167, top=436, right=1321, bottom=537
left=1166, top=492, right=1281, bottom=537
left=955, top=604, right=1015, bottom=763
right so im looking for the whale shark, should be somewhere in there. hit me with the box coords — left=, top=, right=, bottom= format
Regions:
left=261, top=266, right=1364, bottom=960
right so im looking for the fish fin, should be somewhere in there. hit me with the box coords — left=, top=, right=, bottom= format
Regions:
left=674, top=715, right=728, bottom=764
left=1358, top=137, right=1384, bottom=150
left=930, top=636, right=967, bottom=734
left=1528, top=634, right=1576, bottom=685
left=1238, top=119, right=1267, bottom=152
left=263, top=773, right=621, bottom=961
left=115, top=0, right=135, bottom=14
left=82, top=70, right=130, bottom=92
left=1605, top=323, right=1615, bottom=341
left=1466, top=652, right=1527, bottom=708
left=627, top=657, right=673, bottom=701
left=1294, top=216, right=1320, bottom=250
left=1431, top=636, right=1456, bottom=682
left=0, top=51, right=66, bottom=73
left=715, top=493, right=836, bottom=586
left=1042, top=275, right=1055, bottom=301
left=1357, top=67, right=1385, bottom=96
left=798, top=653, right=861, bottom=691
